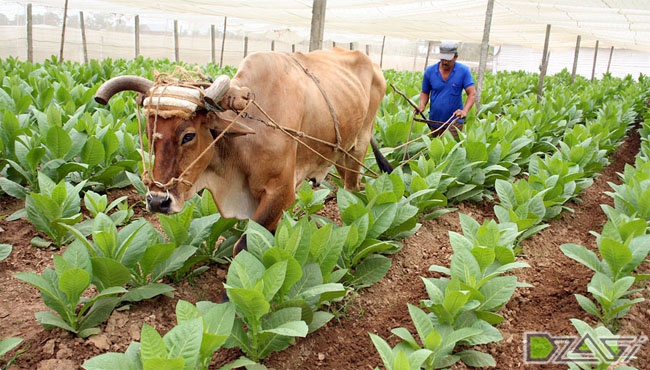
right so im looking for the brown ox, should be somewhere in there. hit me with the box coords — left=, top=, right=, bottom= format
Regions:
left=95, top=48, right=392, bottom=252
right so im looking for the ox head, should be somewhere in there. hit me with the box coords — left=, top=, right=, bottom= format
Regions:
left=95, top=75, right=255, bottom=214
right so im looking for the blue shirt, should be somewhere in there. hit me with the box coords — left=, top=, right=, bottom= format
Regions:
left=422, top=62, right=474, bottom=123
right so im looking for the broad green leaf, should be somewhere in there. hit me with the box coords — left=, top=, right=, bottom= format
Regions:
left=81, top=352, right=141, bottom=370
left=78, top=296, right=122, bottom=336
left=260, top=261, right=287, bottom=301
left=226, top=287, right=270, bottom=322
left=163, top=317, right=203, bottom=370
left=81, top=136, right=106, bottom=168
left=599, top=237, right=633, bottom=279
left=560, top=244, right=604, bottom=273
left=46, top=125, right=72, bottom=159
left=58, top=268, right=90, bottom=304
left=35, top=310, right=75, bottom=332
left=143, top=358, right=185, bottom=370
left=0, top=337, right=23, bottom=358
left=90, top=257, right=131, bottom=290
left=348, top=254, right=391, bottom=288
left=456, top=349, right=496, bottom=367
left=471, top=246, right=495, bottom=272
left=120, top=283, right=175, bottom=303
left=407, top=304, right=433, bottom=344
left=0, top=244, right=13, bottom=261
left=140, top=323, right=167, bottom=363
left=175, top=300, right=201, bottom=324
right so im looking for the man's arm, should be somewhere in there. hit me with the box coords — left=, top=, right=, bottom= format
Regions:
left=416, top=91, right=429, bottom=114
left=454, top=85, right=476, bottom=118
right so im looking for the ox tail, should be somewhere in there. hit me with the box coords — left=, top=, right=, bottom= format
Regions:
left=370, top=136, right=393, bottom=174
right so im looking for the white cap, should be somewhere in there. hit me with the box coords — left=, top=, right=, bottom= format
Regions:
left=438, top=40, right=458, bottom=60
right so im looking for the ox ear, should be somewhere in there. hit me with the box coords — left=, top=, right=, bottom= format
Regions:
left=206, top=111, right=256, bottom=136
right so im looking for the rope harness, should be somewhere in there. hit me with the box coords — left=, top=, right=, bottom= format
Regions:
left=137, top=62, right=381, bottom=193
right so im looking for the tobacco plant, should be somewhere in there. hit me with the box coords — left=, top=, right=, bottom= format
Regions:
left=567, top=319, right=639, bottom=370
left=14, top=242, right=126, bottom=338
left=561, top=206, right=650, bottom=330
left=23, top=173, right=86, bottom=248
left=493, top=178, right=548, bottom=244
left=81, top=300, right=249, bottom=370
left=223, top=219, right=346, bottom=361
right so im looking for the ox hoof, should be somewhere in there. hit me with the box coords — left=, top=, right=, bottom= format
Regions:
left=233, top=235, right=248, bottom=256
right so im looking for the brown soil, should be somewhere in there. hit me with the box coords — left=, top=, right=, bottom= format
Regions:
left=0, top=127, right=647, bottom=370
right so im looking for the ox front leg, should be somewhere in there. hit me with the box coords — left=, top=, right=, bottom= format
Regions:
left=233, top=185, right=296, bottom=255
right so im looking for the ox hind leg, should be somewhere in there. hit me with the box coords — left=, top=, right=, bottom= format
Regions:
left=336, top=137, right=393, bottom=191
left=335, top=144, right=367, bottom=191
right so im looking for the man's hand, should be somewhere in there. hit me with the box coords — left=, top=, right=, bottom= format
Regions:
left=453, top=109, right=467, bottom=119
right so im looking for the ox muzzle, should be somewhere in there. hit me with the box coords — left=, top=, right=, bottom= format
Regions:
left=146, top=191, right=173, bottom=214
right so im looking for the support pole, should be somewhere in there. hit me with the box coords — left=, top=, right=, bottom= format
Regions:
left=606, top=46, right=614, bottom=74
left=211, top=25, right=216, bottom=63
left=220, top=17, right=227, bottom=67
left=424, top=40, right=432, bottom=71
left=309, top=0, right=326, bottom=51
left=380, top=35, right=386, bottom=69
left=79, top=11, right=88, bottom=63
left=27, top=3, right=33, bottom=62
left=476, top=0, right=495, bottom=110
left=591, top=40, right=599, bottom=81
left=174, top=20, right=179, bottom=62
left=571, top=35, right=581, bottom=84
left=135, top=15, right=140, bottom=58
left=537, top=24, right=551, bottom=103
left=244, top=36, right=248, bottom=58
left=59, top=0, right=69, bottom=61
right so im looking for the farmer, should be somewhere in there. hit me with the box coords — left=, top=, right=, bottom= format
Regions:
left=415, top=40, right=476, bottom=137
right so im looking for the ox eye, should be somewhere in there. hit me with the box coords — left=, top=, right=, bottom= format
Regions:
left=181, top=132, right=196, bottom=144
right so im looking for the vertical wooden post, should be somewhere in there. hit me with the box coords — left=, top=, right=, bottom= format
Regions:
left=591, top=40, right=599, bottom=81
left=476, top=0, right=495, bottom=109
left=292, top=44, right=296, bottom=53
left=349, top=42, right=354, bottom=50
left=606, top=46, right=614, bottom=74
left=27, top=3, right=33, bottom=62
left=134, top=15, right=140, bottom=58
left=571, top=35, right=581, bottom=84
left=220, top=17, right=227, bottom=68
left=365, top=44, right=370, bottom=56
left=424, top=40, right=432, bottom=71
left=309, top=0, right=326, bottom=51
left=537, top=24, right=551, bottom=103
left=380, top=35, right=386, bottom=69
left=244, top=36, right=248, bottom=58
left=174, top=20, right=179, bottom=62
left=59, top=0, right=69, bottom=61
left=211, top=25, right=216, bottom=63
left=79, top=11, right=88, bottom=63
left=271, top=40, right=275, bottom=51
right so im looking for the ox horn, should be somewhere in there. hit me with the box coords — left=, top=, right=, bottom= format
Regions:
left=203, top=75, right=231, bottom=111
left=94, top=75, right=154, bottom=105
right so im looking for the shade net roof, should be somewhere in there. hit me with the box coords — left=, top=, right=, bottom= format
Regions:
left=9, top=0, right=650, bottom=53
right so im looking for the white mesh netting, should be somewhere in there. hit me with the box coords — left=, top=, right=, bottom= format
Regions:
left=1, top=0, right=649, bottom=77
